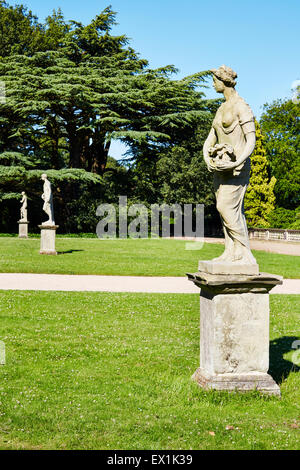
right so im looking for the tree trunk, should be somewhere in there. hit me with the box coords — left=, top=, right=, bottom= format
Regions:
left=89, top=132, right=110, bottom=175
left=80, top=134, right=90, bottom=170
left=46, top=115, right=61, bottom=169
left=67, top=122, right=81, bottom=168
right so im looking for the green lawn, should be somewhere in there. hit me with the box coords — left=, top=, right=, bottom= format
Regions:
left=0, top=237, right=298, bottom=278
left=0, top=291, right=299, bottom=450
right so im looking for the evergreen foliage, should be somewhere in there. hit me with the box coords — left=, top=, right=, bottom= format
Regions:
left=260, top=98, right=300, bottom=209
left=0, top=5, right=212, bottom=175
left=0, top=3, right=292, bottom=234
left=267, top=206, right=300, bottom=230
left=0, top=3, right=217, bottom=233
left=244, top=121, right=276, bottom=227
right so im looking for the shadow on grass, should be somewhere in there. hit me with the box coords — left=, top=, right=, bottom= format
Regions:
left=269, top=336, right=300, bottom=384
left=57, top=250, right=84, bottom=255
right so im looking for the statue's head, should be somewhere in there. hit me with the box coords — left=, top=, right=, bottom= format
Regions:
left=41, top=173, right=47, bottom=181
left=211, top=65, right=237, bottom=92
left=21, top=191, right=25, bottom=195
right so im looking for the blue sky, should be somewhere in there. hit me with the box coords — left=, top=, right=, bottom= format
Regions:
left=5, top=0, right=300, bottom=159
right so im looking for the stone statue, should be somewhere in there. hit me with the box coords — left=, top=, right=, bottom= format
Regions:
left=202, top=65, right=258, bottom=273
left=41, top=173, right=55, bottom=225
left=188, top=66, right=281, bottom=396
left=19, top=191, right=28, bottom=222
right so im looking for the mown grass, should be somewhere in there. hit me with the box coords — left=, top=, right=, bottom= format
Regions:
left=0, top=291, right=299, bottom=450
left=0, top=237, right=298, bottom=278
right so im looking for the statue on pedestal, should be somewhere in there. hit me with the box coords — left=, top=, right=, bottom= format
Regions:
left=41, top=173, right=55, bottom=225
left=202, top=65, right=258, bottom=274
left=187, top=66, right=281, bottom=396
left=19, top=191, right=28, bottom=222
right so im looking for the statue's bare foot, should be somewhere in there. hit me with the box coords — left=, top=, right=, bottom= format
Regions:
left=212, top=250, right=232, bottom=262
left=232, top=244, right=257, bottom=264
left=42, top=220, right=55, bottom=226
left=232, top=252, right=243, bottom=261
left=231, top=244, right=245, bottom=262
left=242, top=251, right=257, bottom=265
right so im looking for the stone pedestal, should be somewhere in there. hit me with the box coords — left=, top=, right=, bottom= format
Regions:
left=38, top=225, right=59, bottom=255
left=187, top=271, right=283, bottom=396
left=18, top=221, right=29, bottom=239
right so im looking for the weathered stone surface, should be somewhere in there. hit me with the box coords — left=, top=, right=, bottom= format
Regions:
left=18, top=221, right=29, bottom=239
left=187, top=271, right=282, bottom=294
left=187, top=271, right=283, bottom=295
left=200, top=290, right=269, bottom=375
left=39, top=225, right=59, bottom=255
left=198, top=259, right=259, bottom=275
left=187, top=271, right=282, bottom=396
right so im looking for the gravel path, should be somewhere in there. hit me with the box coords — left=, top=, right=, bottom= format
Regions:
left=250, top=240, right=300, bottom=256
left=202, top=237, right=300, bottom=256
left=0, top=273, right=298, bottom=294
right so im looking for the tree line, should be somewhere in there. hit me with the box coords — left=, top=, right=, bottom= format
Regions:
left=0, top=2, right=298, bottom=233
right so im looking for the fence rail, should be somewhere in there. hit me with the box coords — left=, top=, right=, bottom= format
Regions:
left=249, top=228, right=300, bottom=242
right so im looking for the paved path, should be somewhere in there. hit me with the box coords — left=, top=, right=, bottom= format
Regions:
left=202, top=237, right=300, bottom=256
left=250, top=240, right=300, bottom=256
left=0, top=273, right=298, bottom=294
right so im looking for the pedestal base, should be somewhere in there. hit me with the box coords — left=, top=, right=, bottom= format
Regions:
left=192, top=368, right=281, bottom=396
left=18, top=221, right=29, bottom=239
left=38, top=225, right=59, bottom=255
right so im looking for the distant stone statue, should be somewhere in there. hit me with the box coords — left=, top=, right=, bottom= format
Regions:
left=41, top=173, right=55, bottom=225
left=19, top=191, right=28, bottom=222
left=202, top=65, right=258, bottom=271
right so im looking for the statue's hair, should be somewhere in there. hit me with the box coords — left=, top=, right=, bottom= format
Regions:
left=41, top=173, right=47, bottom=178
left=211, top=65, right=237, bottom=87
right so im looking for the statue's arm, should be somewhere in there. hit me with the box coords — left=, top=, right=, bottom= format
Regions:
left=235, top=129, right=256, bottom=166
left=235, top=106, right=256, bottom=165
left=203, top=128, right=217, bottom=172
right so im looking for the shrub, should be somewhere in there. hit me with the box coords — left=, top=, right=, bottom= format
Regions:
left=267, top=207, right=299, bottom=229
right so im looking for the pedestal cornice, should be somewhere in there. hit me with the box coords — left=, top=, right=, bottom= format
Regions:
left=187, top=271, right=283, bottom=295
left=38, top=225, right=59, bottom=230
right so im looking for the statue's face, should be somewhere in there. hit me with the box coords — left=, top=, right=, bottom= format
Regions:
left=213, top=76, right=225, bottom=93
